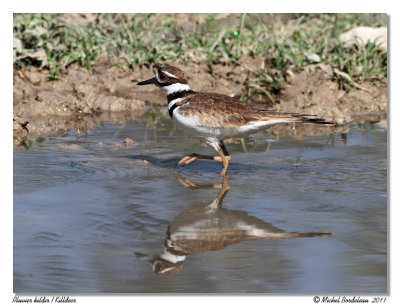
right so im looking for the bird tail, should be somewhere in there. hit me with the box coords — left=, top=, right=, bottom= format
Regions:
left=256, top=110, right=336, bottom=126
left=297, top=116, right=336, bottom=125
left=256, top=231, right=333, bottom=239
left=287, top=232, right=333, bottom=238
left=282, top=113, right=336, bottom=125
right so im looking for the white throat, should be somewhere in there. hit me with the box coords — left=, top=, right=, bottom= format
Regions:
left=161, top=248, right=186, bottom=263
left=162, top=83, right=191, bottom=95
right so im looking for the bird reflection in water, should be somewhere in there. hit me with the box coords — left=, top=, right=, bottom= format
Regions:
left=136, top=176, right=332, bottom=275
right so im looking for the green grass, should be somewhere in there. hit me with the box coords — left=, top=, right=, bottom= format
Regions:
left=13, top=13, right=387, bottom=101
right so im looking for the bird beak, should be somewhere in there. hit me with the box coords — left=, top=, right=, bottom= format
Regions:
left=137, top=76, right=157, bottom=86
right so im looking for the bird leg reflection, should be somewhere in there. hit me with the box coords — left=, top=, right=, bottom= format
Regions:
left=177, top=175, right=230, bottom=212
left=177, top=175, right=229, bottom=190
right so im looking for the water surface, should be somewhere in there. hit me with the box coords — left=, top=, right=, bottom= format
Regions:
left=13, top=117, right=387, bottom=293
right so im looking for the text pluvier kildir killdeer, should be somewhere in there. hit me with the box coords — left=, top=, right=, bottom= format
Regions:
left=138, top=65, right=334, bottom=175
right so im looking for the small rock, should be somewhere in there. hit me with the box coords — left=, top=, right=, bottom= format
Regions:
left=340, top=26, right=387, bottom=51
left=123, top=138, right=135, bottom=147
left=23, top=70, right=42, bottom=85
left=58, top=144, right=82, bottom=151
left=305, top=51, right=321, bottom=63
left=114, top=143, right=122, bottom=149
left=97, top=142, right=103, bottom=148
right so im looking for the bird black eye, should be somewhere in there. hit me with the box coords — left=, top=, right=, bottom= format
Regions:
left=158, top=72, right=168, bottom=81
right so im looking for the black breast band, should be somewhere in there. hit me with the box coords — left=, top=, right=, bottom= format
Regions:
left=167, top=90, right=195, bottom=118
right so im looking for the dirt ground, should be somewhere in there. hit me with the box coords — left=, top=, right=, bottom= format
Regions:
left=13, top=55, right=387, bottom=148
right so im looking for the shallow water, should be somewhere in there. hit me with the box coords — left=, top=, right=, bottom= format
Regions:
left=13, top=117, right=387, bottom=293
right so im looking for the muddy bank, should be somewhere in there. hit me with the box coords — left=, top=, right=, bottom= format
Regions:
left=276, top=65, right=387, bottom=125
left=13, top=56, right=387, bottom=147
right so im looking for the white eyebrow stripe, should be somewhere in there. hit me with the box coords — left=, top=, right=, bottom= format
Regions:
left=164, top=71, right=176, bottom=78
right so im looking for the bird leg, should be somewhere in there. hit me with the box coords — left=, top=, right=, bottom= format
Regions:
left=177, top=141, right=231, bottom=175
left=216, top=141, right=230, bottom=176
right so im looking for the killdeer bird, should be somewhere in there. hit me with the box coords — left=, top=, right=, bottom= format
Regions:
left=138, top=65, right=334, bottom=175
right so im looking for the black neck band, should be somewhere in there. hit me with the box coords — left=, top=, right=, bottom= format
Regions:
left=167, top=90, right=195, bottom=103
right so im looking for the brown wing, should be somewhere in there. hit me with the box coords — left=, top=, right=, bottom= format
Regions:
left=177, top=92, right=332, bottom=127
left=177, top=93, right=262, bottom=127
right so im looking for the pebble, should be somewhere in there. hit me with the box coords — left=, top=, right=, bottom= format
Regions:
left=123, top=138, right=135, bottom=147
left=58, top=144, right=82, bottom=151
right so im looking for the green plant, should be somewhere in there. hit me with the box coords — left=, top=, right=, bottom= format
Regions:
left=14, top=13, right=387, bottom=100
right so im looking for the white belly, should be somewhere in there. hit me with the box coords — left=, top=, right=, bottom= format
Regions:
left=172, top=108, right=279, bottom=140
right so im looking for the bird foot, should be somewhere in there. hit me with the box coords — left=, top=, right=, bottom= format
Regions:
left=178, top=154, right=200, bottom=166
